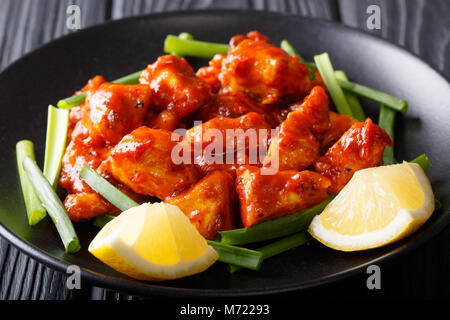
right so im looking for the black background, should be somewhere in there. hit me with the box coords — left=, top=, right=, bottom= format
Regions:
left=0, top=0, right=449, bottom=300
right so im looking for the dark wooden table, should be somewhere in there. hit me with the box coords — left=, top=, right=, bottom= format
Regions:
left=0, top=0, right=449, bottom=300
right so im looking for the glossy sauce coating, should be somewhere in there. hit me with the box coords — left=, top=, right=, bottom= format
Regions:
left=60, top=122, right=115, bottom=221
left=60, top=121, right=110, bottom=194
left=196, top=54, right=225, bottom=94
left=185, top=112, right=271, bottom=151
left=64, top=192, right=115, bottom=222
left=106, top=126, right=200, bottom=200
left=264, top=86, right=330, bottom=171
left=236, top=165, right=331, bottom=227
left=68, top=75, right=106, bottom=140
left=82, top=82, right=152, bottom=147
left=229, top=31, right=272, bottom=48
left=193, top=92, right=255, bottom=123
left=165, top=170, right=236, bottom=239
left=145, top=109, right=179, bottom=132
left=314, top=118, right=393, bottom=194
left=184, top=112, right=271, bottom=174
left=320, top=111, right=357, bottom=153
left=140, top=54, right=211, bottom=119
left=219, top=37, right=312, bottom=104
left=194, top=153, right=252, bottom=179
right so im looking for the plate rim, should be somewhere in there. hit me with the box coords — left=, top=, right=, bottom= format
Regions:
left=0, top=9, right=449, bottom=298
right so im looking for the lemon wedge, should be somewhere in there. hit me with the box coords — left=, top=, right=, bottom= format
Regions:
left=88, top=202, right=218, bottom=280
left=308, top=162, right=434, bottom=251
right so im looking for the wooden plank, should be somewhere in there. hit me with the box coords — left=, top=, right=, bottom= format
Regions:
left=0, top=0, right=108, bottom=71
left=0, top=0, right=108, bottom=300
left=111, top=0, right=339, bottom=20
left=338, top=0, right=450, bottom=75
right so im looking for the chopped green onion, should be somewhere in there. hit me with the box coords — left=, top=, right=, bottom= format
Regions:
left=338, top=79, right=408, bottom=113
left=304, top=61, right=319, bottom=71
left=22, top=156, right=80, bottom=253
left=57, top=92, right=86, bottom=110
left=206, top=240, right=263, bottom=271
left=112, top=70, right=142, bottom=85
left=79, top=166, right=138, bottom=212
left=280, top=40, right=316, bottom=80
left=57, top=70, right=143, bottom=109
left=334, top=70, right=365, bottom=121
left=178, top=32, right=194, bottom=40
left=280, top=40, right=302, bottom=61
left=378, top=104, right=397, bottom=165
left=171, top=33, right=195, bottom=57
left=93, top=214, right=116, bottom=228
left=164, top=34, right=229, bottom=59
left=314, top=53, right=354, bottom=118
left=16, top=140, right=47, bottom=226
left=410, top=154, right=431, bottom=172
left=217, top=196, right=334, bottom=245
left=43, top=105, right=69, bottom=189
left=229, top=232, right=309, bottom=272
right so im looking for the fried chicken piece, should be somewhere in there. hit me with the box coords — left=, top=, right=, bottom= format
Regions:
left=67, top=105, right=83, bottom=140
left=185, top=112, right=271, bottom=151
left=61, top=77, right=156, bottom=222
left=64, top=181, right=149, bottom=222
left=140, top=55, right=211, bottom=118
left=193, top=92, right=253, bottom=122
left=59, top=118, right=111, bottom=222
left=64, top=193, right=115, bottom=222
left=229, top=30, right=272, bottom=48
left=81, top=82, right=152, bottom=146
left=184, top=112, right=271, bottom=173
left=145, top=109, right=179, bottom=132
left=194, top=152, right=251, bottom=179
left=320, top=112, right=357, bottom=153
left=60, top=125, right=113, bottom=221
left=60, top=120, right=150, bottom=221
left=194, top=92, right=289, bottom=128
left=75, top=74, right=106, bottom=95
left=287, top=86, right=331, bottom=139
left=60, top=122, right=110, bottom=194
left=196, top=54, right=225, bottom=94
left=313, top=118, right=393, bottom=194
left=67, top=75, right=107, bottom=140
left=264, top=86, right=330, bottom=171
left=219, top=35, right=313, bottom=105
left=236, top=166, right=331, bottom=227
left=105, top=126, right=200, bottom=200
left=165, top=171, right=236, bottom=239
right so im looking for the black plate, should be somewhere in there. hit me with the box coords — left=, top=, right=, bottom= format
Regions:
left=0, top=10, right=449, bottom=298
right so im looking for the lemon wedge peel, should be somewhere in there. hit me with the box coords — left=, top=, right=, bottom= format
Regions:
left=308, top=162, right=434, bottom=252
left=88, top=202, right=218, bottom=281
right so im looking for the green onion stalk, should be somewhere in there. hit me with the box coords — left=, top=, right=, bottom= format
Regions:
left=314, top=52, right=354, bottom=118
left=23, top=156, right=80, bottom=253
left=16, top=140, right=47, bottom=226
left=228, top=232, right=309, bottom=272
